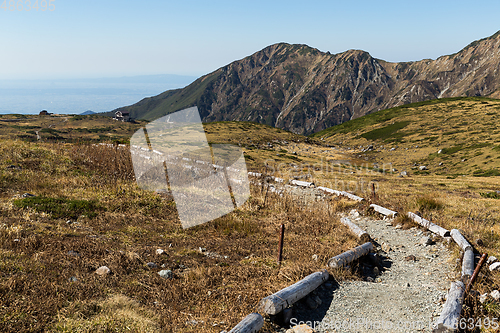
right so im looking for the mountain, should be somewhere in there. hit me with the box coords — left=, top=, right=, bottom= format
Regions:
left=110, top=31, right=500, bottom=135
left=80, top=110, right=96, bottom=115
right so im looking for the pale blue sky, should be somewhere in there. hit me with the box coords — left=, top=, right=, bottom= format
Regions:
left=1, top=0, right=499, bottom=80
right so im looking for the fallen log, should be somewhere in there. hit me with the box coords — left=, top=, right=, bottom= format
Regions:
left=228, top=313, right=264, bottom=333
left=369, top=204, right=397, bottom=218
left=407, top=212, right=450, bottom=237
left=434, top=281, right=465, bottom=333
left=340, top=217, right=370, bottom=242
left=450, top=229, right=472, bottom=252
left=327, top=242, right=373, bottom=268
left=290, top=179, right=314, bottom=187
left=317, top=186, right=343, bottom=196
left=316, top=186, right=364, bottom=201
left=257, top=270, right=329, bottom=315
left=461, top=248, right=474, bottom=283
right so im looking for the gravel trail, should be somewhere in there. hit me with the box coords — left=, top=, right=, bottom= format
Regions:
left=285, top=209, right=455, bottom=333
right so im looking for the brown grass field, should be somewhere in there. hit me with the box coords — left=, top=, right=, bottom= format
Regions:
left=1, top=98, right=500, bottom=332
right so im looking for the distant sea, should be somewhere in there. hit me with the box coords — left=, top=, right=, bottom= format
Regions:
left=0, top=74, right=198, bottom=115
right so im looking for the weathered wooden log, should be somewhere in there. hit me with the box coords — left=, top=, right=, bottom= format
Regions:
left=290, top=179, right=314, bottom=187
left=327, top=242, right=373, bottom=268
left=228, top=313, right=264, bottom=333
left=450, top=229, right=472, bottom=252
left=461, top=248, right=475, bottom=282
left=434, top=281, right=465, bottom=333
left=340, top=217, right=370, bottom=242
left=407, top=212, right=450, bottom=237
left=340, top=191, right=364, bottom=202
left=317, top=186, right=343, bottom=196
left=257, top=270, right=329, bottom=315
left=370, top=204, right=398, bottom=218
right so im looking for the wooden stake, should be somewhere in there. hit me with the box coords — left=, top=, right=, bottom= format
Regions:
left=277, top=224, right=285, bottom=267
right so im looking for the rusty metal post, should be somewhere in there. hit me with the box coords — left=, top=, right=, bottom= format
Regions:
left=464, top=253, right=488, bottom=296
left=371, top=183, right=376, bottom=200
left=277, top=224, right=285, bottom=267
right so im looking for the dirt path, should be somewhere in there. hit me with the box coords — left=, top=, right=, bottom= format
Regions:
left=273, top=185, right=455, bottom=332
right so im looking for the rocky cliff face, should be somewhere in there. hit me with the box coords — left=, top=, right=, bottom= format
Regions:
left=114, top=31, right=500, bottom=135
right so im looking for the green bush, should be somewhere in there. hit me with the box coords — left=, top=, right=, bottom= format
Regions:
left=13, top=196, right=101, bottom=219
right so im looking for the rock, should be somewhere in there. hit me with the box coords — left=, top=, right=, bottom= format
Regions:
left=487, top=256, right=497, bottom=265
left=199, top=247, right=206, bottom=253
left=420, top=236, right=433, bottom=246
left=489, top=262, right=500, bottom=272
left=373, top=266, right=380, bottom=275
left=67, top=250, right=81, bottom=257
left=404, top=255, right=416, bottom=262
left=439, top=162, right=444, bottom=166
left=22, top=193, right=35, bottom=198
left=305, top=296, right=321, bottom=309
left=350, top=209, right=360, bottom=217
left=158, top=269, right=173, bottom=279
left=381, top=243, right=392, bottom=252
left=419, top=165, right=428, bottom=170
left=438, top=149, right=442, bottom=154
left=480, top=293, right=489, bottom=303
left=146, top=262, right=158, bottom=269
left=366, top=276, right=374, bottom=282
left=400, top=171, right=407, bottom=177
left=491, top=290, right=500, bottom=300
left=395, top=224, right=403, bottom=230
left=312, top=254, right=319, bottom=261
left=156, top=249, right=165, bottom=255
left=476, top=238, right=484, bottom=246
left=286, top=324, right=316, bottom=333
left=95, top=266, right=110, bottom=276
left=282, top=308, right=293, bottom=324
left=68, top=276, right=79, bottom=283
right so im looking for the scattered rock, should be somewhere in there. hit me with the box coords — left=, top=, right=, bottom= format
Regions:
left=489, top=262, right=500, bottom=272
left=305, top=295, right=321, bottom=309
left=439, top=162, right=444, bottom=166
left=67, top=250, right=81, bottom=257
left=400, top=171, right=407, bottom=177
left=480, top=293, right=489, bottom=303
left=156, top=248, right=165, bottom=255
left=381, top=243, right=392, bottom=252
left=158, top=269, right=173, bottom=279
left=438, top=149, right=442, bottom=154
left=487, top=256, right=497, bottom=265
left=95, top=266, right=110, bottom=276
left=419, top=165, right=428, bottom=170
left=491, top=290, right=500, bottom=300
left=350, top=209, right=360, bottom=217
left=311, top=254, right=319, bottom=261
left=366, top=276, right=374, bottom=282
left=395, top=224, right=403, bottom=230
left=68, top=276, right=79, bottom=283
left=146, top=262, right=158, bottom=269
left=286, top=323, right=316, bottom=333
left=199, top=247, right=206, bottom=253
left=22, top=193, right=35, bottom=198
left=420, top=236, right=433, bottom=246
left=404, top=255, right=417, bottom=262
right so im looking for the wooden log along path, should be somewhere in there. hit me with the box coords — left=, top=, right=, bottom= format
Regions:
left=229, top=177, right=475, bottom=333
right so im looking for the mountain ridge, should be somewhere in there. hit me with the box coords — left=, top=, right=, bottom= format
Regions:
left=110, top=31, right=500, bottom=134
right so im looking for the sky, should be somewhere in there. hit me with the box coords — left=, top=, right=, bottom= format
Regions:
left=1, top=0, right=500, bottom=80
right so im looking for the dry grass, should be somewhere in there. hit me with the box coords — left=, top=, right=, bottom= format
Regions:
left=0, top=138, right=361, bottom=332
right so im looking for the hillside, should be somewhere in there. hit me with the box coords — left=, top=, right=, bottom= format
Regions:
left=110, top=31, right=500, bottom=135
left=312, top=97, right=500, bottom=177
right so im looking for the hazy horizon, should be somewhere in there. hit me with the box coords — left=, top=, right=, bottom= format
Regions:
left=0, top=74, right=197, bottom=115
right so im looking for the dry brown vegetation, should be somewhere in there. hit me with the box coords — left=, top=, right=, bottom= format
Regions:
left=0, top=137, right=362, bottom=332
left=2, top=102, right=500, bottom=332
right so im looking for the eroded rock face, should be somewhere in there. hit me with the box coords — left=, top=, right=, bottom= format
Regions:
left=116, top=31, right=500, bottom=135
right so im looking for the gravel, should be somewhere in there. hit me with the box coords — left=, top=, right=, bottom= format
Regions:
left=280, top=212, right=454, bottom=332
